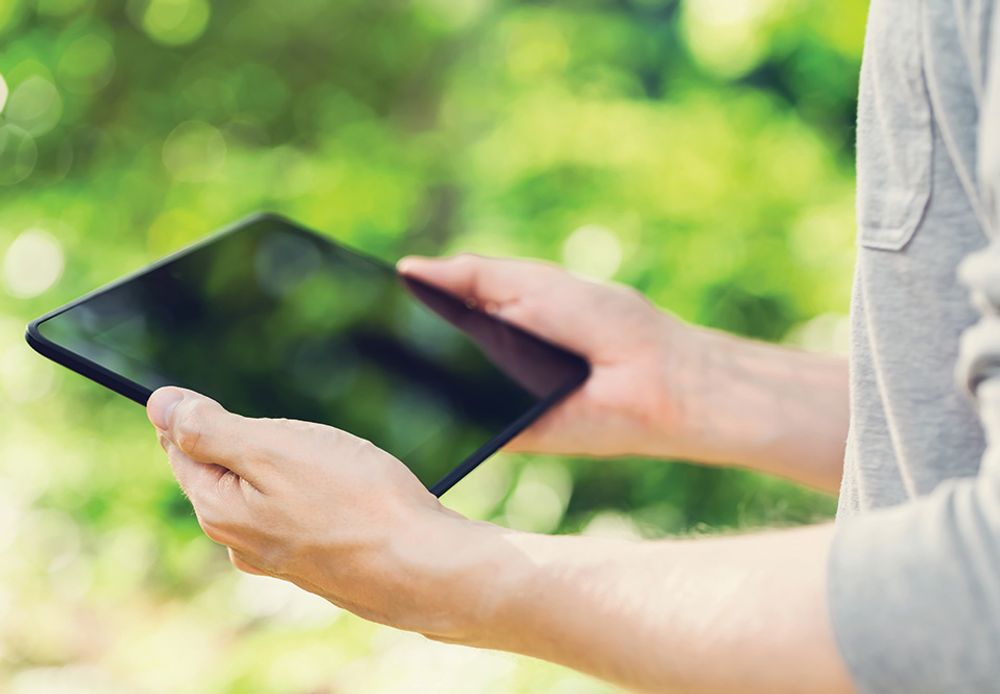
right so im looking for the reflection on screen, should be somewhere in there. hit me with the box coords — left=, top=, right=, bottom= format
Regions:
left=37, top=216, right=589, bottom=491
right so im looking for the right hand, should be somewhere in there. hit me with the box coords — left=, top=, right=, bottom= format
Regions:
left=398, top=254, right=707, bottom=458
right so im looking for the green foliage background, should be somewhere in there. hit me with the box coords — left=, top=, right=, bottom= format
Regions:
left=0, top=0, right=864, bottom=691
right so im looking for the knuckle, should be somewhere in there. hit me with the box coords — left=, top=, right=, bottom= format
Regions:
left=510, top=298, right=541, bottom=324
left=333, top=429, right=375, bottom=457
left=173, top=402, right=208, bottom=455
left=278, top=417, right=318, bottom=436
left=619, top=283, right=647, bottom=303
left=354, top=436, right=381, bottom=458
left=630, top=288, right=658, bottom=315
left=607, top=281, right=653, bottom=311
left=272, top=418, right=326, bottom=457
left=627, top=283, right=651, bottom=303
left=215, top=469, right=242, bottom=496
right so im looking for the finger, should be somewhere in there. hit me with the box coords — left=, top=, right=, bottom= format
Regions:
left=157, top=429, right=230, bottom=501
left=397, top=254, right=552, bottom=310
left=228, top=547, right=268, bottom=576
left=158, top=431, right=253, bottom=548
left=398, top=254, right=597, bottom=351
left=148, top=387, right=272, bottom=488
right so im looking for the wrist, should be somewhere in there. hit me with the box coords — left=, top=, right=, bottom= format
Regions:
left=653, top=324, right=777, bottom=466
left=637, top=318, right=729, bottom=461
left=403, top=517, right=550, bottom=651
left=384, top=507, right=516, bottom=643
left=662, top=325, right=849, bottom=487
left=644, top=321, right=790, bottom=465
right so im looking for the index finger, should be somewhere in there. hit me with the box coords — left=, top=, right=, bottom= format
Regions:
left=397, top=254, right=554, bottom=308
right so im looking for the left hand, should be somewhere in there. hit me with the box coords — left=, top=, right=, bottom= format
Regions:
left=146, top=386, right=475, bottom=638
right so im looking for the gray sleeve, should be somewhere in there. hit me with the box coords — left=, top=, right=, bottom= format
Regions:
left=827, top=10, right=1000, bottom=693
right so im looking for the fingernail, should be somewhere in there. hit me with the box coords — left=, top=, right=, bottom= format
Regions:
left=147, top=388, right=185, bottom=430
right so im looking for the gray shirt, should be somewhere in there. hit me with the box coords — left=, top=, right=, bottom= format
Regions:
left=829, top=0, right=1000, bottom=691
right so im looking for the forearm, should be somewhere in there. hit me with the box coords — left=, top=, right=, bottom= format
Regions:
left=666, top=325, right=849, bottom=492
left=422, top=518, right=851, bottom=693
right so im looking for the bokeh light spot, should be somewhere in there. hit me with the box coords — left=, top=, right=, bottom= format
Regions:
left=500, top=462, right=572, bottom=533
left=437, top=453, right=512, bottom=519
left=57, top=33, right=115, bottom=94
left=5, top=76, right=63, bottom=136
left=682, top=0, right=780, bottom=77
left=784, top=312, right=851, bottom=355
left=162, top=120, right=226, bottom=182
left=687, top=0, right=771, bottom=27
left=141, top=0, right=210, bottom=46
left=561, top=224, right=623, bottom=280
left=2, top=228, right=64, bottom=298
left=582, top=510, right=644, bottom=540
left=0, top=73, right=8, bottom=112
left=0, top=124, right=38, bottom=185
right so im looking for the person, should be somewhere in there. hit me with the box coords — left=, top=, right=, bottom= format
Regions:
left=145, top=2, right=1000, bottom=692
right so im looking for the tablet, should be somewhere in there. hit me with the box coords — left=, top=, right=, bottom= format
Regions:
left=25, top=213, right=589, bottom=495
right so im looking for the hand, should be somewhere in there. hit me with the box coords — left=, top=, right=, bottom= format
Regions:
left=398, top=254, right=704, bottom=458
left=146, top=386, right=478, bottom=639
left=144, top=386, right=852, bottom=694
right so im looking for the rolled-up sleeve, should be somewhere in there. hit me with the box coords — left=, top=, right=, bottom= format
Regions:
left=828, top=9, right=1000, bottom=693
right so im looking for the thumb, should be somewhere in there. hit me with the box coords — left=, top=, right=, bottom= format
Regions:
left=147, top=386, right=267, bottom=489
left=147, top=386, right=187, bottom=432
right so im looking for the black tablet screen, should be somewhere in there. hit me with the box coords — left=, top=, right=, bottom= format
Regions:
left=33, top=216, right=589, bottom=493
